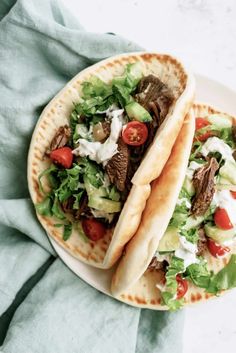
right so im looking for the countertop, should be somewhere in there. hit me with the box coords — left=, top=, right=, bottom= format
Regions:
left=61, top=1, right=236, bottom=352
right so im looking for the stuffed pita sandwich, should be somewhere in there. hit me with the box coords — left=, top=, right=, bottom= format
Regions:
left=112, top=104, right=236, bottom=309
left=28, top=52, right=195, bottom=269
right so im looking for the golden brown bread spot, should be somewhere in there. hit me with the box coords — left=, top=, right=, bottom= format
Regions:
left=157, top=298, right=161, bottom=304
left=196, top=293, right=202, bottom=301
left=128, top=295, right=133, bottom=301
left=32, top=168, right=37, bottom=175
left=135, top=296, right=146, bottom=304
left=191, top=294, right=196, bottom=302
left=150, top=299, right=156, bottom=305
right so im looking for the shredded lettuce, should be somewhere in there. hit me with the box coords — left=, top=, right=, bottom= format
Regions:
left=38, top=164, right=58, bottom=194
left=161, top=256, right=185, bottom=310
left=63, top=223, right=73, bottom=241
left=169, top=188, right=190, bottom=229
left=180, top=228, right=198, bottom=244
left=69, top=63, right=143, bottom=119
left=36, top=196, right=52, bottom=216
left=206, top=254, right=236, bottom=294
left=51, top=197, right=66, bottom=220
left=185, top=259, right=212, bottom=288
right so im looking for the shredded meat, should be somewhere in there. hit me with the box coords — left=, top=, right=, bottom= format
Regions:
left=196, top=228, right=208, bottom=256
left=148, top=257, right=169, bottom=272
left=232, top=125, right=236, bottom=143
left=61, top=196, right=74, bottom=214
left=135, top=74, right=174, bottom=125
left=233, top=150, right=236, bottom=161
left=105, top=138, right=129, bottom=192
left=74, top=194, right=92, bottom=220
left=191, top=157, right=219, bottom=216
left=47, top=125, right=71, bottom=154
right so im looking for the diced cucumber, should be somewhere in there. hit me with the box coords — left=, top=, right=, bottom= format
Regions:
left=183, top=176, right=195, bottom=196
left=207, top=114, right=232, bottom=129
left=88, top=196, right=121, bottom=213
left=125, top=101, right=152, bottom=122
left=204, top=224, right=235, bottom=244
left=184, top=215, right=204, bottom=230
left=219, top=161, right=236, bottom=184
left=157, top=226, right=180, bottom=252
left=216, top=176, right=236, bottom=191
left=84, top=175, right=107, bottom=197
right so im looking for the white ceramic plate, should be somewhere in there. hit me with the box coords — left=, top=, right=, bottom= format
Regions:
left=50, top=74, right=236, bottom=299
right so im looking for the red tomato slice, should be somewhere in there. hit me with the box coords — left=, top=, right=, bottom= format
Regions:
left=50, top=147, right=73, bottom=169
left=195, top=117, right=210, bottom=130
left=122, top=121, right=148, bottom=146
left=176, top=275, right=188, bottom=299
left=207, top=238, right=230, bottom=257
left=214, top=207, right=233, bottom=230
left=81, top=218, right=106, bottom=241
left=230, top=191, right=236, bottom=199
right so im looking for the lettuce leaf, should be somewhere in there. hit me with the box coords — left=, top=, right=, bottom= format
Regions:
left=63, top=223, right=73, bottom=241
left=206, top=254, right=236, bottom=294
left=186, top=255, right=236, bottom=295
left=82, top=76, right=112, bottom=99
left=180, top=228, right=198, bottom=244
left=35, top=195, right=52, bottom=216
left=161, top=256, right=185, bottom=310
left=185, top=259, right=212, bottom=288
left=38, top=164, right=58, bottom=194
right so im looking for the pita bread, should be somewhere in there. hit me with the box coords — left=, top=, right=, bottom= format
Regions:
left=112, top=103, right=236, bottom=309
left=27, top=52, right=195, bottom=269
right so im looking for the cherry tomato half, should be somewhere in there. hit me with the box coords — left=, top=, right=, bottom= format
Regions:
left=81, top=218, right=106, bottom=241
left=176, top=275, right=188, bottom=299
left=122, top=121, right=148, bottom=146
left=50, top=147, right=73, bottom=169
left=230, top=191, right=236, bottom=199
left=195, top=117, right=210, bottom=130
left=207, top=238, right=230, bottom=257
left=214, top=207, right=233, bottom=230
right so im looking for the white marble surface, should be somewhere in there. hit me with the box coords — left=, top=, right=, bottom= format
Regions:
left=61, top=1, right=236, bottom=352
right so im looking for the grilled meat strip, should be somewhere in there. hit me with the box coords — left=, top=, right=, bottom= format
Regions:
left=191, top=157, right=219, bottom=216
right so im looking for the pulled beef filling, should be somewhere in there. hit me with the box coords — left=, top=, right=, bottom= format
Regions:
left=191, top=157, right=219, bottom=216
left=196, top=228, right=208, bottom=256
left=73, top=194, right=92, bottom=220
left=148, top=257, right=168, bottom=272
left=105, top=138, right=130, bottom=192
left=105, top=75, right=173, bottom=193
left=232, top=125, right=236, bottom=143
left=135, top=74, right=174, bottom=124
left=119, top=75, right=174, bottom=189
left=47, top=125, right=71, bottom=154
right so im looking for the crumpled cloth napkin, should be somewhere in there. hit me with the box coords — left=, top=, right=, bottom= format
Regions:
left=0, top=0, right=185, bottom=352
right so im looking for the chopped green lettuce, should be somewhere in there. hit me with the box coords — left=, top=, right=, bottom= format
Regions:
left=185, top=259, right=212, bottom=288
left=38, top=164, right=58, bottom=194
left=207, top=254, right=236, bottom=294
left=161, top=256, right=185, bottom=310
left=63, top=223, right=73, bottom=241
left=180, top=228, right=198, bottom=244
left=35, top=196, right=52, bottom=216
left=52, top=197, right=65, bottom=220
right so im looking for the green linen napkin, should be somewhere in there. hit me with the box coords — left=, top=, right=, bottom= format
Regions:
left=0, top=0, right=185, bottom=352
